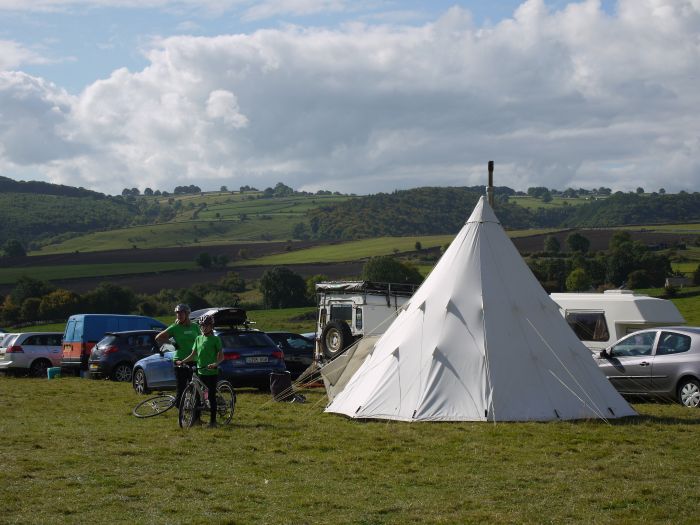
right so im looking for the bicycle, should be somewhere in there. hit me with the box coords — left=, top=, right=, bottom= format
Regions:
left=133, top=393, right=176, bottom=418
left=179, top=365, right=236, bottom=428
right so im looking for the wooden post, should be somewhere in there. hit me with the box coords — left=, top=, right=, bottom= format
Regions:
left=487, top=161, right=495, bottom=207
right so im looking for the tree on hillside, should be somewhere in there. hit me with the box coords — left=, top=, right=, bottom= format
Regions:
left=565, top=268, right=592, bottom=292
left=83, top=282, right=137, bottom=314
left=566, top=232, right=590, bottom=254
left=10, top=276, right=55, bottom=305
left=259, top=267, right=309, bottom=308
left=39, top=289, right=81, bottom=320
left=544, top=236, right=560, bottom=254
left=195, top=252, right=212, bottom=268
left=2, top=239, right=26, bottom=258
left=361, top=257, right=423, bottom=285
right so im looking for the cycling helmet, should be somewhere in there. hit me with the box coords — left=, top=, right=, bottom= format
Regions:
left=174, top=303, right=191, bottom=313
left=198, top=314, right=215, bottom=327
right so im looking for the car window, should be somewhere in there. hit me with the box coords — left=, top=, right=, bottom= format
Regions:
left=610, top=332, right=656, bottom=357
left=330, top=305, right=352, bottom=323
left=565, top=312, right=610, bottom=342
left=656, top=332, right=692, bottom=356
left=286, top=335, right=314, bottom=350
left=219, top=332, right=273, bottom=348
left=22, top=335, right=46, bottom=346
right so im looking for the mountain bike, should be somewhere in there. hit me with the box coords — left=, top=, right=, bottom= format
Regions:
left=179, top=365, right=236, bottom=428
left=133, top=393, right=176, bottom=418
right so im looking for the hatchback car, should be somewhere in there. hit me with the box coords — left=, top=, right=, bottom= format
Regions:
left=0, top=332, right=63, bottom=377
left=132, top=307, right=287, bottom=394
left=595, top=326, right=700, bottom=407
left=88, top=330, right=160, bottom=382
left=266, top=331, right=315, bottom=379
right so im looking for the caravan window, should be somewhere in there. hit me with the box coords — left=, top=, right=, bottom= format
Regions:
left=565, top=312, right=610, bottom=342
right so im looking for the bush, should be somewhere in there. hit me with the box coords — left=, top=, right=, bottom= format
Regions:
left=626, top=269, right=651, bottom=289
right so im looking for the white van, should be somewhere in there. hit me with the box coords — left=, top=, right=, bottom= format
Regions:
left=551, top=290, right=686, bottom=353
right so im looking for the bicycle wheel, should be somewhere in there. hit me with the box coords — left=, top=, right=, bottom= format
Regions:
left=215, top=380, right=236, bottom=425
left=178, top=384, right=198, bottom=428
left=133, top=395, right=175, bottom=418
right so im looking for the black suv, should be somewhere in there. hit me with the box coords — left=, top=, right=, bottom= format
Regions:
left=88, top=330, right=160, bottom=382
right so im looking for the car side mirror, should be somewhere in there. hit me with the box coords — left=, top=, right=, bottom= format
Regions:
left=599, top=349, right=609, bottom=358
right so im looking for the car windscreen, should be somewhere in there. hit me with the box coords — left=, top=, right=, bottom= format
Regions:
left=219, top=332, right=273, bottom=349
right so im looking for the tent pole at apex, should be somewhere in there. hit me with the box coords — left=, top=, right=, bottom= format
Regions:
left=487, top=161, right=495, bottom=207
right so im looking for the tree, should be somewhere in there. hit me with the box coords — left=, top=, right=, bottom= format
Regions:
left=566, top=233, right=590, bottom=254
left=83, top=282, right=137, bottom=314
left=220, top=185, right=228, bottom=192
left=626, top=269, right=651, bottom=289
left=259, top=267, right=309, bottom=308
left=543, top=236, right=560, bottom=254
left=2, top=239, right=26, bottom=258
left=10, top=276, right=54, bottom=305
left=361, top=257, right=423, bottom=285
left=414, top=241, right=422, bottom=251
left=292, top=222, right=309, bottom=240
left=659, top=188, right=666, bottom=194
left=220, top=272, right=246, bottom=293
left=20, top=297, right=41, bottom=322
left=541, top=191, right=553, bottom=203
left=143, top=187, right=154, bottom=196
left=566, top=268, right=592, bottom=292
left=306, top=274, right=328, bottom=303
left=195, top=252, right=212, bottom=268
left=636, top=187, right=645, bottom=194
left=693, top=264, right=700, bottom=286
left=39, top=289, right=81, bottom=320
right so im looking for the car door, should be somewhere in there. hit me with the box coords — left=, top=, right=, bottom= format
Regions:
left=650, top=331, right=694, bottom=396
left=147, top=350, right=176, bottom=388
left=595, top=331, right=657, bottom=394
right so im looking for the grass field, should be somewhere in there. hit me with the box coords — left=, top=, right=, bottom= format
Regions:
left=0, top=261, right=198, bottom=285
left=1, top=376, right=700, bottom=524
left=509, top=195, right=592, bottom=209
left=33, top=194, right=353, bottom=254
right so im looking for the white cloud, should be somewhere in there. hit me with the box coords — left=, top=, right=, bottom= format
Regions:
left=1, top=0, right=699, bottom=194
left=0, top=40, right=52, bottom=69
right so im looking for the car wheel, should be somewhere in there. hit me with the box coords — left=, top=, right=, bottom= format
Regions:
left=112, top=362, right=133, bottom=382
left=321, top=320, right=353, bottom=360
left=132, top=367, right=150, bottom=395
left=677, top=378, right=700, bottom=408
left=29, top=358, right=51, bottom=378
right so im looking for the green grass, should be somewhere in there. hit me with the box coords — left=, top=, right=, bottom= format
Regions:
left=670, top=290, right=700, bottom=325
left=0, top=261, right=198, bottom=285
left=18, top=307, right=318, bottom=335
left=509, top=195, right=591, bottom=209
left=613, top=223, right=700, bottom=234
left=33, top=194, right=354, bottom=254
left=2, top=376, right=700, bottom=524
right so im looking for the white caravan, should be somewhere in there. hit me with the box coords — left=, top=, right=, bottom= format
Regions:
left=551, top=290, right=686, bottom=353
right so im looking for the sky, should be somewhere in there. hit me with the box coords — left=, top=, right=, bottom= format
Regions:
left=0, top=0, right=698, bottom=196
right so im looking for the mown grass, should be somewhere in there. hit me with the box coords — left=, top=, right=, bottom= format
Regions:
left=2, top=376, right=700, bottom=524
left=0, top=261, right=198, bottom=285
left=509, top=195, right=592, bottom=209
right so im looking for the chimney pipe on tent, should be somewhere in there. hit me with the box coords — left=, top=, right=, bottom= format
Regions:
left=487, top=161, right=494, bottom=207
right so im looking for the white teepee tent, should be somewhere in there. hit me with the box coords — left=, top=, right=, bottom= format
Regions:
left=326, top=197, right=636, bottom=422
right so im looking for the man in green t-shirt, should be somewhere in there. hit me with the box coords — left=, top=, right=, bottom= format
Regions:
left=156, top=303, right=201, bottom=408
left=177, top=314, right=223, bottom=427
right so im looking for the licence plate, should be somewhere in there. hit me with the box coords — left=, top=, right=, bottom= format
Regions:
left=246, top=356, right=269, bottom=364
left=89, top=364, right=99, bottom=370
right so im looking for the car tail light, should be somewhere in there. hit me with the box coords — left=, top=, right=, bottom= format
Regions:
left=6, top=345, right=23, bottom=353
left=224, top=352, right=241, bottom=360
left=272, top=350, right=284, bottom=360
left=103, top=346, right=119, bottom=355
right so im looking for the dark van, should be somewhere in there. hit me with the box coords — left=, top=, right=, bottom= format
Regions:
left=61, top=314, right=166, bottom=373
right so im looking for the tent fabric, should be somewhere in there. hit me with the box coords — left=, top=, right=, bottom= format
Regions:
left=325, top=197, right=637, bottom=422
left=321, top=336, right=380, bottom=402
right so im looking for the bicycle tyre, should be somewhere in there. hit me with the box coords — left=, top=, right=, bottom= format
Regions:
left=215, top=380, right=236, bottom=425
left=133, top=394, right=175, bottom=418
left=178, top=383, right=198, bottom=428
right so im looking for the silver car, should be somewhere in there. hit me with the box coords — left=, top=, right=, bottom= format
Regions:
left=595, top=327, right=700, bottom=407
left=0, top=332, right=64, bottom=377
